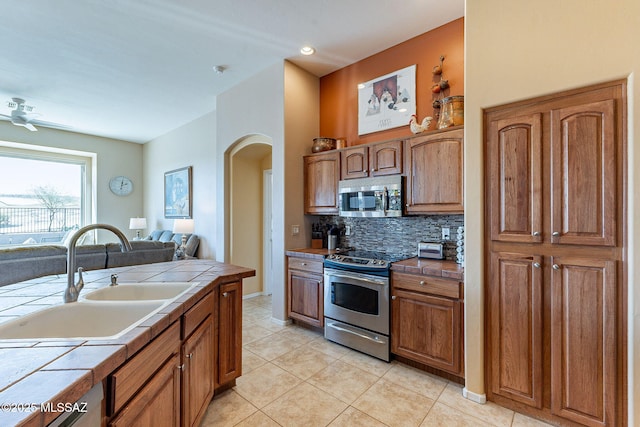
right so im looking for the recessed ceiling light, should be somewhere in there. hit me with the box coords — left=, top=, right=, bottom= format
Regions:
left=300, top=46, right=315, bottom=56
left=213, top=65, right=225, bottom=74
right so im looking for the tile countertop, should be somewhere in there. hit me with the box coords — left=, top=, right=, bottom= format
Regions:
left=391, top=257, right=464, bottom=280
left=0, top=260, right=255, bottom=427
left=286, top=248, right=464, bottom=280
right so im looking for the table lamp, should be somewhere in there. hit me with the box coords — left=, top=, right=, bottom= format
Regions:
left=173, top=219, right=194, bottom=252
left=129, top=217, right=147, bottom=240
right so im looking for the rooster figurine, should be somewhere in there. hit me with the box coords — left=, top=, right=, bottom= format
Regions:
left=409, top=114, right=433, bottom=134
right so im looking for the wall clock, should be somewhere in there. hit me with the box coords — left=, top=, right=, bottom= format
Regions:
left=109, top=175, right=133, bottom=196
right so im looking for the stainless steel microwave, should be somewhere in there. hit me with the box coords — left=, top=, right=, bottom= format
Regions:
left=338, top=175, right=403, bottom=217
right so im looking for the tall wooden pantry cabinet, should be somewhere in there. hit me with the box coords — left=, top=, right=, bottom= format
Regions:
left=484, top=80, right=627, bottom=427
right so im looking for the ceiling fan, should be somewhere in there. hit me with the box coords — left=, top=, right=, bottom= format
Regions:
left=0, top=97, right=68, bottom=132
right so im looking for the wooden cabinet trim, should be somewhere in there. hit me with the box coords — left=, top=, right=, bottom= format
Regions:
left=182, top=291, right=213, bottom=339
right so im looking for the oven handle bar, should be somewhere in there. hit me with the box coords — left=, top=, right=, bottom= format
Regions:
left=326, top=322, right=386, bottom=344
left=325, top=271, right=387, bottom=286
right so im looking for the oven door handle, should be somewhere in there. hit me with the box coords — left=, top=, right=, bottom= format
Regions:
left=327, top=273, right=387, bottom=286
left=326, top=322, right=386, bottom=344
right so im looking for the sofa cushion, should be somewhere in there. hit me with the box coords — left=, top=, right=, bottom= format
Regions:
left=105, top=241, right=175, bottom=268
left=75, top=244, right=108, bottom=271
left=148, top=229, right=164, bottom=241
left=158, top=230, right=174, bottom=243
left=0, top=245, right=67, bottom=287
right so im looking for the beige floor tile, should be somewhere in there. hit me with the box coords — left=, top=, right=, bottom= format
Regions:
left=200, top=389, right=257, bottom=426
left=242, top=348, right=268, bottom=374
left=511, top=412, right=555, bottom=426
left=234, top=362, right=302, bottom=408
left=234, top=411, right=281, bottom=427
left=307, top=359, right=380, bottom=404
left=328, top=406, right=388, bottom=427
left=421, top=402, right=496, bottom=427
left=352, top=379, right=434, bottom=427
left=437, top=384, right=514, bottom=427
left=262, top=382, right=348, bottom=427
left=382, top=363, right=448, bottom=401
left=272, top=345, right=337, bottom=380
left=307, top=336, right=352, bottom=359
left=339, top=347, right=395, bottom=377
left=242, top=323, right=274, bottom=345
left=256, top=319, right=289, bottom=333
left=244, top=330, right=306, bottom=361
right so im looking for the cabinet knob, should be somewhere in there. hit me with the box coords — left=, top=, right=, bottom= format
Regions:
left=419, top=280, right=425, bottom=286
left=186, top=353, right=193, bottom=359
left=222, top=292, right=229, bottom=298
left=301, top=262, right=306, bottom=266
left=391, top=295, right=396, bottom=300
left=552, top=264, right=560, bottom=270
left=532, top=231, right=540, bottom=236
left=533, top=262, right=541, bottom=268
left=177, top=364, right=185, bottom=371
left=552, top=231, right=560, bottom=237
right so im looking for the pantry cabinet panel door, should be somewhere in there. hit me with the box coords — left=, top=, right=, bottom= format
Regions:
left=550, top=257, right=617, bottom=426
left=550, top=99, right=616, bottom=246
left=488, top=114, right=543, bottom=243
left=488, top=252, right=543, bottom=408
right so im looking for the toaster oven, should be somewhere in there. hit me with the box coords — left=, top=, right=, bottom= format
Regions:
left=417, top=242, right=444, bottom=259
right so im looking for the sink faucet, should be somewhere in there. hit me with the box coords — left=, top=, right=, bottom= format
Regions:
left=65, top=223, right=132, bottom=303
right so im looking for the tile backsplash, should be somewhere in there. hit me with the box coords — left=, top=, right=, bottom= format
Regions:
left=312, top=214, right=464, bottom=261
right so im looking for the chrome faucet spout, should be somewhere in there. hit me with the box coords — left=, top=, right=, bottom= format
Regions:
left=65, top=224, right=132, bottom=303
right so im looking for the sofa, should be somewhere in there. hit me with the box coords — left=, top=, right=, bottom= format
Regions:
left=0, top=240, right=175, bottom=287
left=146, top=229, right=200, bottom=259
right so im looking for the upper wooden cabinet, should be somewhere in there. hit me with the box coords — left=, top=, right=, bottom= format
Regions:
left=405, top=127, right=464, bottom=214
left=488, top=94, right=618, bottom=247
left=304, top=151, right=340, bottom=215
left=340, top=140, right=403, bottom=180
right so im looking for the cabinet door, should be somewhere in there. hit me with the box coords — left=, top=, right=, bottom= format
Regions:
left=304, top=151, right=340, bottom=214
left=340, top=146, right=369, bottom=179
left=550, top=257, right=617, bottom=427
left=406, top=128, right=463, bottom=213
left=488, top=114, right=543, bottom=243
left=391, top=289, right=461, bottom=375
left=550, top=99, right=617, bottom=246
left=182, top=317, right=214, bottom=427
left=108, top=354, right=181, bottom=427
left=370, top=140, right=402, bottom=176
left=217, top=281, right=242, bottom=387
left=487, top=252, right=543, bottom=408
left=288, top=269, right=323, bottom=327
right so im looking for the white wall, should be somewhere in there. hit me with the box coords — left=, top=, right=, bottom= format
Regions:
left=216, top=62, right=287, bottom=319
left=142, top=112, right=217, bottom=259
left=0, top=121, right=143, bottom=241
left=465, top=1, right=638, bottom=422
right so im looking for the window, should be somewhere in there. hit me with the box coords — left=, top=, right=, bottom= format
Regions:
left=0, top=143, right=94, bottom=246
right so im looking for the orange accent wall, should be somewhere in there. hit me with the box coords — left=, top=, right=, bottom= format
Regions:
left=319, top=18, right=464, bottom=146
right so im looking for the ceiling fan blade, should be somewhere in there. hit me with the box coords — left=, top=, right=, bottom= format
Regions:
left=24, top=123, right=37, bottom=132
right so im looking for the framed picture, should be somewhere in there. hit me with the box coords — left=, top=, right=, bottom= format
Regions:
left=358, top=64, right=416, bottom=135
left=164, top=166, right=192, bottom=218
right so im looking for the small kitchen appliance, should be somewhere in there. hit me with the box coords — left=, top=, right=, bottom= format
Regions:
left=338, top=175, right=403, bottom=218
left=417, top=242, right=444, bottom=259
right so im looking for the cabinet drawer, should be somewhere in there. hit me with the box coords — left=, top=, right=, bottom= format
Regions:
left=183, top=291, right=213, bottom=339
left=107, top=321, right=181, bottom=416
left=288, top=257, right=323, bottom=274
left=392, top=272, right=461, bottom=299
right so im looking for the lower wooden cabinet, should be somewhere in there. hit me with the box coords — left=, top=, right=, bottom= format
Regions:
left=287, top=256, right=324, bottom=327
left=182, top=315, right=214, bottom=427
left=391, top=272, right=464, bottom=377
left=108, top=353, right=181, bottom=427
left=216, top=281, right=242, bottom=389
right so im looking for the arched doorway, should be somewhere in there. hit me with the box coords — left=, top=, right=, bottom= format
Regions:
left=228, top=136, right=273, bottom=297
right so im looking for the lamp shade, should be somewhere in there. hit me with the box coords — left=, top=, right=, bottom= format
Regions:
left=173, top=218, right=194, bottom=234
left=129, top=217, right=147, bottom=230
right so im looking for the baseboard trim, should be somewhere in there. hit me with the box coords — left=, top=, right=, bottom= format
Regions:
left=270, top=317, right=291, bottom=326
left=462, top=388, right=487, bottom=404
left=243, top=291, right=266, bottom=300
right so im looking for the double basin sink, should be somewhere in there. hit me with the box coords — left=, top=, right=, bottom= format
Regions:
left=0, top=282, right=199, bottom=341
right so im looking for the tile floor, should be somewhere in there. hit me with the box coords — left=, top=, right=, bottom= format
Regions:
left=201, top=295, right=552, bottom=427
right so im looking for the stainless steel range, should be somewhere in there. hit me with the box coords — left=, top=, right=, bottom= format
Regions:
left=323, top=251, right=406, bottom=362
